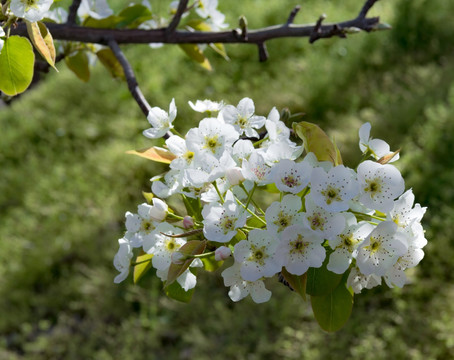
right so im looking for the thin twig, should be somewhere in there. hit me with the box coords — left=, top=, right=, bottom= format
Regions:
left=286, top=5, right=301, bottom=25
left=358, top=0, right=379, bottom=19
left=167, top=0, right=189, bottom=33
left=67, top=0, right=82, bottom=25
left=108, top=39, right=151, bottom=116
left=257, top=42, right=268, bottom=62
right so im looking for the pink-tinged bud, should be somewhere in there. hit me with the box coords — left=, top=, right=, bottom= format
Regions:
left=225, top=167, right=245, bottom=186
left=171, top=251, right=185, bottom=265
left=149, top=198, right=168, bottom=222
left=183, top=216, right=194, bottom=229
left=215, top=246, right=232, bottom=261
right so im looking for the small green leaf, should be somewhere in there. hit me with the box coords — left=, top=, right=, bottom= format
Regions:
left=179, top=44, right=212, bottom=71
left=246, top=216, right=266, bottom=229
left=311, top=275, right=353, bottom=332
left=26, top=21, right=57, bottom=70
left=164, top=279, right=195, bottom=303
left=209, top=43, right=230, bottom=60
left=306, top=253, right=343, bottom=296
left=0, top=36, right=35, bottom=96
left=126, top=146, right=176, bottom=163
left=142, top=191, right=154, bottom=204
left=65, top=51, right=90, bottom=82
left=182, top=194, right=203, bottom=221
left=166, top=240, right=206, bottom=287
left=201, top=255, right=223, bottom=272
left=281, top=268, right=307, bottom=300
left=293, top=121, right=342, bottom=164
left=186, top=19, right=212, bottom=32
left=133, top=252, right=153, bottom=284
left=83, top=15, right=120, bottom=29
left=117, top=4, right=152, bottom=28
left=96, top=48, right=125, bottom=79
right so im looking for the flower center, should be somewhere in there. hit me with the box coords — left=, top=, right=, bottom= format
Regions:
left=289, top=235, right=308, bottom=254
left=141, top=221, right=154, bottom=233
left=308, top=213, right=325, bottom=231
left=321, top=185, right=342, bottom=205
left=365, top=178, right=382, bottom=198
left=249, top=244, right=268, bottom=265
left=282, top=175, right=300, bottom=188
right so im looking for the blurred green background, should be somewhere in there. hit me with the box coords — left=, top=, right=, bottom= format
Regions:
left=1, top=0, right=454, bottom=358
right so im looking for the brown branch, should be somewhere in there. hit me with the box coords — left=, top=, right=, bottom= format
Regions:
left=286, top=5, right=301, bottom=25
left=108, top=39, right=151, bottom=116
left=67, top=0, right=82, bottom=25
left=167, top=0, right=189, bottom=33
left=257, top=42, right=268, bottom=62
left=358, top=0, right=379, bottom=19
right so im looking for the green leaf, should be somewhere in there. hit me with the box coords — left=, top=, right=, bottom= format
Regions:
left=65, top=51, right=90, bottom=82
left=281, top=268, right=307, bottom=301
left=26, top=21, right=57, bottom=70
left=96, top=48, right=125, bottom=79
left=0, top=36, right=35, bottom=96
left=126, top=146, right=176, bottom=163
left=209, top=43, right=229, bottom=60
left=83, top=15, right=120, bottom=29
left=186, top=19, right=212, bottom=32
left=246, top=216, right=266, bottom=229
left=201, top=255, right=223, bottom=272
left=142, top=191, right=154, bottom=204
left=293, top=121, right=342, bottom=164
left=164, top=279, right=195, bottom=303
left=182, top=194, right=203, bottom=221
left=133, top=252, right=153, bottom=284
left=166, top=240, right=206, bottom=287
left=179, top=44, right=212, bottom=71
left=117, top=4, right=152, bottom=28
left=311, top=276, right=353, bottom=332
left=306, top=253, right=343, bottom=296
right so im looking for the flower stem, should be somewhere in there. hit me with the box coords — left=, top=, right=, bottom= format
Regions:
left=213, top=182, right=225, bottom=203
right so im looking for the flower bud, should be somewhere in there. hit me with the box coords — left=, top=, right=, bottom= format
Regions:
left=183, top=216, right=194, bottom=229
left=171, top=251, right=186, bottom=265
left=215, top=246, right=232, bottom=261
left=225, top=167, right=245, bottom=186
left=149, top=198, right=168, bottom=222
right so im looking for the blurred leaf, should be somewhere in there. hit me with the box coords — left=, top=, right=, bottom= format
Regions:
left=83, top=15, right=120, bottom=29
left=142, top=191, right=154, bottom=204
left=281, top=268, right=307, bottom=301
left=166, top=240, right=206, bottom=287
left=116, top=4, right=152, bottom=28
left=26, top=21, right=57, bottom=71
left=293, top=121, right=342, bottom=164
left=65, top=51, right=90, bottom=82
left=126, top=146, right=176, bottom=163
left=133, top=252, right=153, bottom=284
left=179, top=44, right=212, bottom=71
left=186, top=19, right=212, bottom=32
left=164, top=280, right=194, bottom=303
left=311, top=276, right=353, bottom=332
left=182, top=194, right=203, bottom=221
left=306, top=253, right=343, bottom=296
left=201, top=255, right=223, bottom=272
left=96, top=48, right=125, bottom=79
left=209, top=43, right=230, bottom=61
left=0, top=36, right=35, bottom=96
left=246, top=216, right=266, bottom=229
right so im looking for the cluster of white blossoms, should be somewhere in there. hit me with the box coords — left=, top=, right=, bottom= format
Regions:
left=114, top=97, right=427, bottom=305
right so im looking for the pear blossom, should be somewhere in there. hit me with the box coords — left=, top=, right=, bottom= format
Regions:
left=43, top=6, right=68, bottom=23
left=166, top=136, right=195, bottom=170
left=113, top=238, right=133, bottom=283
left=356, top=221, right=408, bottom=276
left=215, top=246, right=232, bottom=261
left=188, top=99, right=224, bottom=114
left=151, top=169, right=184, bottom=198
left=384, top=244, right=425, bottom=288
left=347, top=266, right=382, bottom=294
left=220, top=98, right=266, bottom=137
left=143, top=99, right=177, bottom=139
left=241, top=152, right=272, bottom=185
left=387, top=189, right=426, bottom=229
left=77, top=0, right=113, bottom=20
left=10, top=0, right=54, bottom=22
left=265, top=195, right=305, bottom=238
left=359, top=122, right=400, bottom=162
left=125, top=203, right=160, bottom=248
left=234, top=229, right=281, bottom=281
left=357, top=160, right=405, bottom=213
left=310, top=165, right=359, bottom=212
left=156, top=259, right=203, bottom=291
left=202, top=191, right=248, bottom=243
left=221, top=262, right=272, bottom=303
left=232, top=139, right=254, bottom=164
left=275, top=225, right=326, bottom=275
left=265, top=107, right=290, bottom=143
left=270, top=159, right=311, bottom=194
left=0, top=28, right=4, bottom=53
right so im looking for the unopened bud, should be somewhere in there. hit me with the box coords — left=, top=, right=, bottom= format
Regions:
left=225, top=167, right=245, bottom=186
left=215, top=246, right=232, bottom=261
left=171, top=251, right=186, bottom=265
left=183, top=216, right=194, bottom=229
left=149, top=198, right=168, bottom=222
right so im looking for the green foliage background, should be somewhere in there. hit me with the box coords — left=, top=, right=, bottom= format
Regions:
left=1, top=0, right=454, bottom=358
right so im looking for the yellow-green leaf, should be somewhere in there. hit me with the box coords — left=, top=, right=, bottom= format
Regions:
left=126, top=146, right=176, bottom=163
left=306, top=252, right=343, bottom=296
left=133, top=252, right=153, bottom=284
left=0, top=36, right=35, bottom=96
left=142, top=191, right=154, bottom=204
left=209, top=43, right=230, bottom=61
left=96, top=48, right=125, bottom=79
left=83, top=15, right=120, bottom=29
left=293, top=121, right=343, bottom=164
left=65, top=51, right=90, bottom=82
left=281, top=268, right=307, bottom=300
left=164, top=279, right=195, bottom=303
left=179, top=44, right=212, bottom=71
left=26, top=21, right=57, bottom=70
left=166, top=240, right=206, bottom=287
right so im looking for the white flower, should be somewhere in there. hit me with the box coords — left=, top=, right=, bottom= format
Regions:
left=265, top=107, right=290, bottom=143
left=148, top=198, right=168, bottom=222
left=10, top=0, right=54, bottom=22
left=156, top=259, right=203, bottom=291
left=225, top=167, right=245, bottom=186
left=327, top=214, right=374, bottom=274
left=302, top=195, right=346, bottom=240
left=215, top=246, right=232, bottom=261
left=232, top=139, right=254, bottom=164
left=0, top=28, right=4, bottom=53
left=220, top=97, right=266, bottom=138
left=43, top=6, right=68, bottom=23
left=310, top=165, right=359, bottom=212
left=275, top=225, right=326, bottom=275
left=188, top=99, right=224, bottom=114
left=125, top=203, right=160, bottom=248
left=357, top=160, right=405, bottom=213
left=151, top=169, right=184, bottom=198
left=387, top=189, right=426, bottom=229
left=233, top=229, right=281, bottom=281
left=265, top=195, right=305, bottom=238
left=221, top=262, right=272, bottom=303
left=270, top=159, right=311, bottom=194
left=356, top=221, right=408, bottom=276
left=166, top=136, right=195, bottom=170
left=113, top=238, right=133, bottom=283
left=143, top=99, right=177, bottom=139
left=347, top=266, right=381, bottom=294
left=241, top=152, right=272, bottom=185
left=359, top=122, right=400, bottom=162
left=202, top=191, right=248, bottom=243
left=77, top=0, right=113, bottom=20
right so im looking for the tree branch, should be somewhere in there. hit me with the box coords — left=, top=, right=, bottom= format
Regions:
left=166, top=0, right=189, bottom=33
left=108, top=39, right=151, bottom=117
left=67, top=0, right=82, bottom=25
left=286, top=5, right=301, bottom=26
